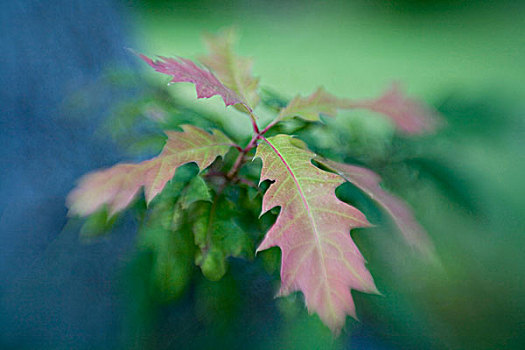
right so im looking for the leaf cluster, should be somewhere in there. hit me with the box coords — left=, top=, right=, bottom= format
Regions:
left=67, top=27, right=441, bottom=334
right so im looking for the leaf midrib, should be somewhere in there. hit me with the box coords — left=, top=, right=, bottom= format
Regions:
left=263, top=137, right=331, bottom=300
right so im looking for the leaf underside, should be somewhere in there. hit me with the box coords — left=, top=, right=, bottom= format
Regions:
left=67, top=125, right=232, bottom=217
left=255, top=135, right=378, bottom=333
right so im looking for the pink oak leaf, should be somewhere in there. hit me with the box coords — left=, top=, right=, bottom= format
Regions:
left=255, top=135, right=378, bottom=334
left=67, top=125, right=232, bottom=217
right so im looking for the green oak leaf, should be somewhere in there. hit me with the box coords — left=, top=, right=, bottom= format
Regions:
left=193, top=198, right=254, bottom=281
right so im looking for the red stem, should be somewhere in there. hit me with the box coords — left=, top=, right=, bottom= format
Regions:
left=243, top=103, right=260, bottom=134
left=226, top=109, right=281, bottom=181
left=226, top=133, right=260, bottom=179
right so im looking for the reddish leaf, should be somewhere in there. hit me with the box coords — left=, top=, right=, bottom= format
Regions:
left=318, top=159, right=434, bottom=255
left=276, top=84, right=439, bottom=134
left=345, top=83, right=440, bottom=134
left=67, top=125, right=232, bottom=217
left=255, top=135, right=377, bottom=334
left=139, top=53, right=245, bottom=108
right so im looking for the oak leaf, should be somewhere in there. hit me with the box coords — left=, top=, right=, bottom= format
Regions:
left=278, top=87, right=343, bottom=122
left=277, top=84, right=439, bottom=134
left=193, top=198, right=254, bottom=281
left=255, top=135, right=378, bottom=333
left=67, top=125, right=232, bottom=217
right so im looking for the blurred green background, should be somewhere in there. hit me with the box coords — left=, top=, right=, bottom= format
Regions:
left=111, top=0, right=525, bottom=349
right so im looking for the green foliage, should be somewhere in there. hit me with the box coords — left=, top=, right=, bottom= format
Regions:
left=192, top=198, right=254, bottom=281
